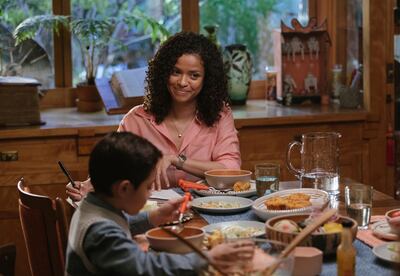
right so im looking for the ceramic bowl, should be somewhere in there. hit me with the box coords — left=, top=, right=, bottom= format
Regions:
left=265, top=214, right=358, bottom=255
left=385, top=208, right=400, bottom=235
left=145, top=226, right=205, bottom=254
left=204, top=169, right=252, bottom=190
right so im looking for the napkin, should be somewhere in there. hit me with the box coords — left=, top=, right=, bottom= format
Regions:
left=149, top=189, right=182, bottom=200
left=356, top=215, right=386, bottom=248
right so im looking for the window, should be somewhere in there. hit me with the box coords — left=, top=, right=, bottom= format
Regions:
left=0, top=0, right=54, bottom=88
left=71, top=0, right=181, bottom=85
left=199, top=0, right=308, bottom=79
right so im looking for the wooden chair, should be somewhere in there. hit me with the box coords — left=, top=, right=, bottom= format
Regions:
left=17, top=177, right=70, bottom=276
left=0, top=243, right=16, bottom=276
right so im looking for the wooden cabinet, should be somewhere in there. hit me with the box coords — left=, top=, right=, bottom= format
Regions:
left=238, top=121, right=365, bottom=182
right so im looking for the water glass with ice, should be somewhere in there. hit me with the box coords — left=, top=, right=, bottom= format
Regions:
left=255, top=163, right=280, bottom=197
left=345, top=183, right=373, bottom=229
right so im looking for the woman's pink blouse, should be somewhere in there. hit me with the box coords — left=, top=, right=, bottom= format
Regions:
left=117, top=105, right=241, bottom=185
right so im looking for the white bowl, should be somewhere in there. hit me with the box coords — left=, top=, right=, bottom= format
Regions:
left=385, top=208, right=400, bottom=235
left=145, top=226, right=205, bottom=254
left=204, top=169, right=252, bottom=190
left=252, top=188, right=330, bottom=221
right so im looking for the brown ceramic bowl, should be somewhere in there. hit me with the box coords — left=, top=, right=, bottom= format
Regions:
left=265, top=214, right=358, bottom=255
left=145, top=226, right=205, bottom=254
left=204, top=169, right=252, bottom=190
left=385, top=208, right=400, bottom=235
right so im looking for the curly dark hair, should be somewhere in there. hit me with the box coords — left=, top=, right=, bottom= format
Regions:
left=143, top=31, right=229, bottom=127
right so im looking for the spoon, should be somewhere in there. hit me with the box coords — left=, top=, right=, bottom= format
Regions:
left=171, top=192, right=191, bottom=233
left=266, top=208, right=337, bottom=275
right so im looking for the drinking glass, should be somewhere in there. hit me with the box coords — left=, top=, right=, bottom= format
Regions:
left=255, top=163, right=280, bottom=197
left=345, top=183, right=373, bottom=229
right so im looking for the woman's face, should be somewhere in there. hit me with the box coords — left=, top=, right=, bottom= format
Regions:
left=168, top=54, right=205, bottom=105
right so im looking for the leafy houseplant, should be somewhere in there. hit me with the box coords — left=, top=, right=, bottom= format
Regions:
left=13, top=12, right=169, bottom=86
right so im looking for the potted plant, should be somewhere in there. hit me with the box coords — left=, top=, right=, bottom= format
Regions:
left=13, top=12, right=169, bottom=111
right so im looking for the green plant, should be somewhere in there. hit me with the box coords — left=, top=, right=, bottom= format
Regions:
left=13, top=11, right=169, bottom=85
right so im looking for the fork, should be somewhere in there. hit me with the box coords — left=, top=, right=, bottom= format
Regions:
left=208, top=187, right=233, bottom=193
left=171, top=192, right=191, bottom=233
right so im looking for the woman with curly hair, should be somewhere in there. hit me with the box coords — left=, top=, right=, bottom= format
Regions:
left=67, top=31, right=240, bottom=200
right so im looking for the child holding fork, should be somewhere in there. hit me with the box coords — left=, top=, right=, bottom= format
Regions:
left=66, top=131, right=253, bottom=275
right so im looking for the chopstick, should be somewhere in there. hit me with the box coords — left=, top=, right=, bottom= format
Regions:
left=160, top=227, right=226, bottom=276
left=58, top=161, right=77, bottom=188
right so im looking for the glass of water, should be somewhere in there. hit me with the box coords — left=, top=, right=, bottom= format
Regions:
left=345, top=183, right=373, bottom=229
left=255, top=163, right=280, bottom=197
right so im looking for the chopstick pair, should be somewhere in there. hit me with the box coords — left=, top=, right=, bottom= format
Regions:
left=58, top=161, right=78, bottom=189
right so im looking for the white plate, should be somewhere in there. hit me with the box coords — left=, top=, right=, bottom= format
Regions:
left=202, top=220, right=265, bottom=238
left=372, top=220, right=399, bottom=241
left=193, top=180, right=257, bottom=197
left=252, top=188, right=330, bottom=221
left=372, top=242, right=400, bottom=264
left=192, top=196, right=253, bottom=214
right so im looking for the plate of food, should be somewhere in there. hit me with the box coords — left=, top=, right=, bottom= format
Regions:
left=372, top=242, right=400, bottom=264
left=252, top=188, right=330, bottom=221
left=191, top=196, right=253, bottom=214
left=193, top=180, right=257, bottom=197
left=203, top=220, right=265, bottom=244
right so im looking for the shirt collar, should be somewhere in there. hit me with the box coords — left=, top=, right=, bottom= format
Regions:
left=134, top=105, right=202, bottom=125
left=85, top=192, right=126, bottom=219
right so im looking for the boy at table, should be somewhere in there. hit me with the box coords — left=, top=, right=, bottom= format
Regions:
left=66, top=132, right=254, bottom=275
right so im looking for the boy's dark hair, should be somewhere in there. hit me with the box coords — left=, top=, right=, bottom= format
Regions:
left=144, top=31, right=229, bottom=127
left=89, top=132, right=162, bottom=196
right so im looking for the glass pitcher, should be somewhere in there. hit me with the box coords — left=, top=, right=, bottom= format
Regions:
left=286, top=132, right=341, bottom=198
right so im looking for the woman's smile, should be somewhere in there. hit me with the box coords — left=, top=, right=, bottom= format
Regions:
left=168, top=54, right=204, bottom=103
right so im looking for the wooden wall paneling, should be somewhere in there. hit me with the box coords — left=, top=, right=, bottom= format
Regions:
left=308, top=0, right=317, bottom=18
left=181, top=0, right=199, bottom=32
left=363, top=0, right=395, bottom=195
left=384, top=0, right=396, bottom=195
left=315, top=0, right=348, bottom=84
left=52, top=0, right=72, bottom=88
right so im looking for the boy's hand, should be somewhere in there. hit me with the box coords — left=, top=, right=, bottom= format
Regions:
left=66, top=178, right=93, bottom=202
left=208, top=240, right=255, bottom=274
left=148, top=197, right=189, bottom=226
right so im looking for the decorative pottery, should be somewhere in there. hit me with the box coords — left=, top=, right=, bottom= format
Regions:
left=203, top=25, right=221, bottom=50
left=223, top=44, right=252, bottom=105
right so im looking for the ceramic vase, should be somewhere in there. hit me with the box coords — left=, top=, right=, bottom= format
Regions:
left=203, top=25, right=221, bottom=50
left=223, top=44, right=252, bottom=105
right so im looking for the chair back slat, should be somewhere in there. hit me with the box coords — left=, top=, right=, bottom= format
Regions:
left=17, top=178, right=68, bottom=276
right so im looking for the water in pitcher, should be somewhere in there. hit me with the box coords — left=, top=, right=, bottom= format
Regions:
left=301, top=172, right=339, bottom=196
